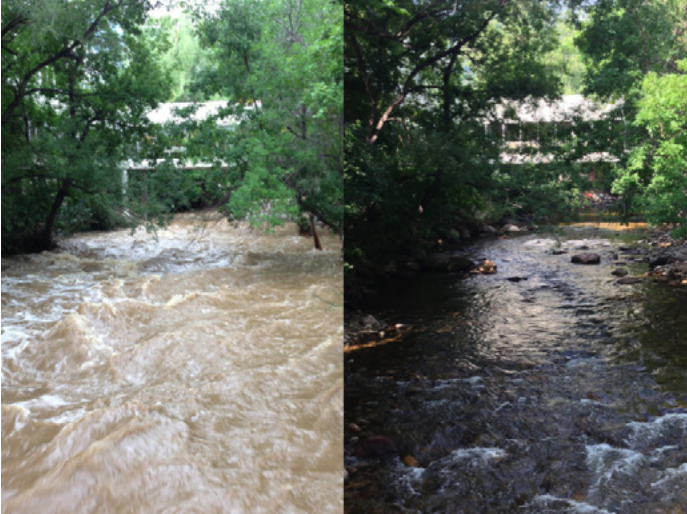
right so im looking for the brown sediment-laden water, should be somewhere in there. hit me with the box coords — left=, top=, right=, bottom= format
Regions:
left=1, top=212, right=343, bottom=514
left=345, top=225, right=687, bottom=513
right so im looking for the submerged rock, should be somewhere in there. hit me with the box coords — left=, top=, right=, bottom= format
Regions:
left=616, top=277, right=644, bottom=285
left=403, top=455, right=421, bottom=467
left=352, top=435, right=398, bottom=460
left=611, top=269, right=628, bottom=277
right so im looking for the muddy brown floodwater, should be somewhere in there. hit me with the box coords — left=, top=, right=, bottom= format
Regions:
left=1, top=212, right=343, bottom=514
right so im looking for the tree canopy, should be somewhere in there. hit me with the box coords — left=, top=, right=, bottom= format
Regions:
left=572, top=0, right=687, bottom=232
left=2, top=0, right=343, bottom=253
left=3, top=0, right=685, bottom=256
left=343, top=0, right=687, bottom=270
left=2, top=0, right=171, bottom=252
left=181, top=0, right=343, bottom=236
left=344, top=0, right=571, bottom=265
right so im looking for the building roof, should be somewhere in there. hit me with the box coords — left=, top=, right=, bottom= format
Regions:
left=493, top=95, right=623, bottom=123
left=146, top=100, right=261, bottom=126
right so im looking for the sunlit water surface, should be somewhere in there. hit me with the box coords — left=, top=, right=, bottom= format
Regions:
left=345, top=226, right=687, bottom=513
left=2, top=212, right=343, bottom=514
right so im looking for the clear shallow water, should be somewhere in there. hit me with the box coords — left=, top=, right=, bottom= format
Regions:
left=2, top=212, right=344, bottom=514
left=345, top=227, right=687, bottom=513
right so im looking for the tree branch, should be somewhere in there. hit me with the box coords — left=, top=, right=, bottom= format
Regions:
left=2, top=0, right=127, bottom=127
left=348, top=31, right=377, bottom=136
left=368, top=8, right=503, bottom=144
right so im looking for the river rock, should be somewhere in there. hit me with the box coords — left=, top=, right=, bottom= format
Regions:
left=423, top=253, right=474, bottom=273
left=397, top=258, right=421, bottom=273
left=409, top=248, right=428, bottom=263
left=362, top=315, right=380, bottom=328
left=448, top=255, right=475, bottom=273
left=403, top=455, right=421, bottom=467
left=382, top=261, right=397, bottom=274
left=458, top=227, right=472, bottom=240
left=481, top=224, right=498, bottom=236
left=649, top=255, right=672, bottom=269
left=620, top=246, right=649, bottom=255
left=506, top=276, right=528, bottom=282
left=571, top=253, right=601, bottom=265
left=611, top=269, right=628, bottom=277
left=448, top=229, right=463, bottom=241
left=503, top=224, right=521, bottom=233
left=473, top=259, right=497, bottom=274
left=423, top=253, right=450, bottom=271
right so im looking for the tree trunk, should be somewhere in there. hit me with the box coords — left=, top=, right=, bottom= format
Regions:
left=39, top=178, right=72, bottom=251
left=309, top=213, right=323, bottom=250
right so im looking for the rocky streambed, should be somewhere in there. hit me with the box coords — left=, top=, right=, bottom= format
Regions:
left=344, top=224, right=687, bottom=513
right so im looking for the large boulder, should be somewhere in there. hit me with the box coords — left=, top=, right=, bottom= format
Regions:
left=480, top=224, right=499, bottom=236
left=503, top=223, right=522, bottom=233
left=423, top=253, right=450, bottom=272
left=424, top=253, right=474, bottom=273
left=398, top=259, right=421, bottom=273
left=447, top=229, right=463, bottom=241
left=649, top=255, right=674, bottom=269
left=571, top=253, right=601, bottom=265
left=447, top=255, right=475, bottom=273
left=408, top=248, right=428, bottom=263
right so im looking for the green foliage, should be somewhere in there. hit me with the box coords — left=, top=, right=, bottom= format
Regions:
left=148, top=14, right=211, bottom=101
left=2, top=0, right=171, bottom=252
left=573, top=0, right=687, bottom=235
left=492, top=163, right=589, bottom=220
left=613, top=60, right=687, bottom=236
left=545, top=20, right=586, bottom=94
left=184, top=0, right=343, bottom=235
left=344, top=0, right=567, bottom=266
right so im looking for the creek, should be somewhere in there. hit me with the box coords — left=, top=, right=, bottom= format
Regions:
left=345, top=225, right=687, bottom=513
left=1, top=212, right=343, bottom=514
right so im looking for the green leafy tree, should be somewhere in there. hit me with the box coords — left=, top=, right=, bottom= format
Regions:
left=2, top=0, right=171, bottom=252
left=186, top=0, right=343, bottom=244
left=344, top=0, right=563, bottom=266
left=153, top=14, right=211, bottom=101
left=572, top=0, right=687, bottom=227
left=613, top=60, right=687, bottom=235
left=545, top=19, right=586, bottom=94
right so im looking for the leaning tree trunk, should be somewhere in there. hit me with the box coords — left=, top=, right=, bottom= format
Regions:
left=309, top=213, right=323, bottom=250
left=38, top=178, right=73, bottom=251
